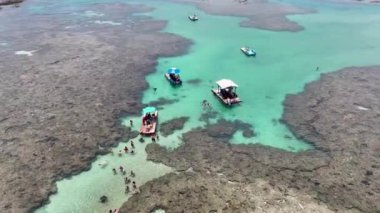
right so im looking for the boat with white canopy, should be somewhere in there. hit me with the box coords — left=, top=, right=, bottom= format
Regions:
left=211, top=79, right=241, bottom=105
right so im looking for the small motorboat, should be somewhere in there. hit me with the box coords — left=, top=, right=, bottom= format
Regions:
left=211, top=79, right=242, bottom=106
left=240, top=47, right=256, bottom=56
left=188, top=14, right=198, bottom=21
left=140, top=106, right=158, bottom=135
left=165, top=67, right=182, bottom=86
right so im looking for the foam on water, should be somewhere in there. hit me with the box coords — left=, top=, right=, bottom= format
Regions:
left=84, top=10, right=105, bottom=17
left=15, top=50, right=37, bottom=56
left=93, top=20, right=122, bottom=25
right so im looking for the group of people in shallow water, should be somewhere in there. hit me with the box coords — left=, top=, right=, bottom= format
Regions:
left=107, top=139, right=140, bottom=212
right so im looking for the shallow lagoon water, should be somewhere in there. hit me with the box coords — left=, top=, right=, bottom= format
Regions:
left=31, top=0, right=380, bottom=212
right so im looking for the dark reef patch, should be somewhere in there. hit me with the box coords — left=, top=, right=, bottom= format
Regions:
left=146, top=97, right=179, bottom=109
left=160, top=117, right=189, bottom=137
left=0, top=0, right=22, bottom=6
left=0, top=3, right=191, bottom=212
left=185, top=78, right=202, bottom=85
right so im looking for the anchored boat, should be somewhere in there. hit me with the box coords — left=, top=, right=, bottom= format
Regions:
left=188, top=14, right=198, bottom=21
left=241, top=47, right=256, bottom=56
left=165, top=67, right=182, bottom=86
left=212, top=79, right=241, bottom=106
left=140, top=106, right=158, bottom=135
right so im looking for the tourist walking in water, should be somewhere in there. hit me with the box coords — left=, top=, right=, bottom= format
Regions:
left=153, top=87, right=157, bottom=94
left=130, top=170, right=135, bottom=177
left=125, top=177, right=131, bottom=184
left=151, top=136, right=156, bottom=143
left=202, top=100, right=212, bottom=110
left=129, top=119, right=133, bottom=127
left=132, top=181, right=137, bottom=190
left=202, top=99, right=207, bottom=109
left=112, top=168, right=117, bottom=175
left=124, top=146, right=129, bottom=153
left=131, top=141, right=134, bottom=149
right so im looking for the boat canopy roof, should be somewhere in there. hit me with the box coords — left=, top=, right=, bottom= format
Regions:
left=168, top=67, right=181, bottom=74
left=216, top=79, right=238, bottom=89
left=142, top=106, right=156, bottom=115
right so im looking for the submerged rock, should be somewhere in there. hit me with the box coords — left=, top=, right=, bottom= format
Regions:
left=0, top=0, right=23, bottom=6
left=99, top=195, right=108, bottom=203
left=160, top=117, right=189, bottom=137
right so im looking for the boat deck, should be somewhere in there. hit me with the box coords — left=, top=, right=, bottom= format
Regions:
left=165, top=73, right=182, bottom=85
left=140, top=111, right=158, bottom=135
left=211, top=89, right=241, bottom=105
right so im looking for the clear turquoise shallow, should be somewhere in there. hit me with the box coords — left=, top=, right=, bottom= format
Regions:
left=27, top=0, right=380, bottom=212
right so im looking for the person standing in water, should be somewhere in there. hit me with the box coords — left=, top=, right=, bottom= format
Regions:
left=130, top=141, right=134, bottom=149
left=153, top=87, right=157, bottom=94
left=132, top=181, right=137, bottom=190
left=129, top=119, right=133, bottom=127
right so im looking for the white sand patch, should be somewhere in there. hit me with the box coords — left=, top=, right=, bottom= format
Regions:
left=64, top=25, right=76, bottom=29
left=84, top=10, right=105, bottom=17
left=93, top=20, right=122, bottom=26
left=15, top=50, right=37, bottom=56
left=357, top=105, right=370, bottom=111
left=152, top=209, right=165, bottom=213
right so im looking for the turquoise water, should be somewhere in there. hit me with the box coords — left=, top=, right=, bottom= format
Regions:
left=28, top=0, right=380, bottom=212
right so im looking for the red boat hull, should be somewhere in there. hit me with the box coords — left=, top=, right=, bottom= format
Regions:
left=140, top=111, right=158, bottom=135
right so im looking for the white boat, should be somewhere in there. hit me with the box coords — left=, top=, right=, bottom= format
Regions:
left=240, top=47, right=256, bottom=56
left=211, top=79, right=242, bottom=106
